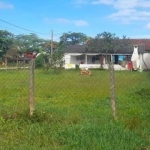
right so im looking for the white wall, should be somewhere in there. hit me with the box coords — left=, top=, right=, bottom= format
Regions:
left=142, top=53, right=150, bottom=69
left=70, top=55, right=101, bottom=64
left=65, top=53, right=150, bottom=70
left=64, top=54, right=107, bottom=69
left=70, top=56, right=81, bottom=64
left=64, top=54, right=81, bottom=69
left=87, top=55, right=100, bottom=64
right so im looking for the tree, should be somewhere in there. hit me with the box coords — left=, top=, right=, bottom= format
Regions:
left=43, top=40, right=58, bottom=53
left=88, top=32, right=132, bottom=53
left=59, top=32, right=88, bottom=46
left=48, top=50, right=64, bottom=74
left=6, top=45, right=20, bottom=58
left=88, top=31, right=132, bottom=66
left=35, top=53, right=48, bottom=68
left=0, top=30, right=14, bottom=57
left=15, top=33, right=46, bottom=53
left=88, top=31, right=132, bottom=120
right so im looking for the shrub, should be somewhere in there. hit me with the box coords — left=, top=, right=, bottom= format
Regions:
left=75, top=64, right=79, bottom=70
left=35, top=54, right=47, bottom=68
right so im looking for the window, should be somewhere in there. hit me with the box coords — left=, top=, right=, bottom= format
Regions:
left=76, top=55, right=84, bottom=60
left=95, top=55, right=99, bottom=60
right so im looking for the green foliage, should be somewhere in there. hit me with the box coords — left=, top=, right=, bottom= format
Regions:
left=48, top=50, right=64, bottom=74
left=15, top=33, right=46, bottom=53
left=35, top=53, right=48, bottom=68
left=75, top=64, right=79, bottom=70
left=60, top=31, right=88, bottom=46
left=0, top=30, right=14, bottom=56
left=88, top=31, right=132, bottom=54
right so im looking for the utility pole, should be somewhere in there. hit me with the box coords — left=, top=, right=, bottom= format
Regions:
left=51, top=30, right=53, bottom=56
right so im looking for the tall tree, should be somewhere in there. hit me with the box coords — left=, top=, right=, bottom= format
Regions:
left=5, top=45, right=20, bottom=58
left=43, top=40, right=58, bottom=53
left=15, top=33, right=46, bottom=53
left=59, top=32, right=88, bottom=46
left=0, top=30, right=14, bottom=57
left=87, top=31, right=132, bottom=67
left=88, top=31, right=132, bottom=53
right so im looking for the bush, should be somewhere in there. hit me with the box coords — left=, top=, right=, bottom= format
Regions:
left=35, top=54, right=46, bottom=68
left=75, top=64, right=79, bottom=70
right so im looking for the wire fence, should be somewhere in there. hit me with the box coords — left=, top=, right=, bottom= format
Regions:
left=0, top=59, right=149, bottom=118
left=1, top=58, right=150, bottom=149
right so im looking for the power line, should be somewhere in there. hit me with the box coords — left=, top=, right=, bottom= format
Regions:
left=0, top=23, right=27, bottom=35
left=0, top=18, right=49, bottom=35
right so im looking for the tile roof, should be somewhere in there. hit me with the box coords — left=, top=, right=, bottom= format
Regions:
left=65, top=39, right=150, bottom=54
left=65, top=45, right=87, bottom=53
left=130, top=39, right=150, bottom=51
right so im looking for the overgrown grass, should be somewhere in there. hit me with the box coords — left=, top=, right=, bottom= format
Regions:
left=0, top=69, right=150, bottom=149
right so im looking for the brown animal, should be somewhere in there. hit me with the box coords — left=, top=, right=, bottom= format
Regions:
left=80, top=69, right=91, bottom=75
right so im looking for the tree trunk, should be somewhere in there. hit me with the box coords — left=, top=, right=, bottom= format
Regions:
left=99, top=55, right=104, bottom=69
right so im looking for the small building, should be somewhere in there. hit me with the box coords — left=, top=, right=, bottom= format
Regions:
left=24, top=52, right=36, bottom=60
left=64, top=39, right=150, bottom=70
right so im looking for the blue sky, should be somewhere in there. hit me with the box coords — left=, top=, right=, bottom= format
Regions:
left=1, top=0, right=150, bottom=41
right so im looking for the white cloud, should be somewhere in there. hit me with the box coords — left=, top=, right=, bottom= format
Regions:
left=72, top=0, right=150, bottom=28
left=73, top=20, right=89, bottom=26
left=75, top=0, right=88, bottom=5
left=113, top=0, right=138, bottom=10
left=113, top=0, right=150, bottom=10
left=92, top=0, right=150, bottom=24
left=55, top=18, right=89, bottom=26
left=55, top=18, right=70, bottom=24
left=145, top=23, right=150, bottom=28
left=92, top=0, right=150, bottom=8
left=44, top=17, right=89, bottom=27
left=75, top=0, right=150, bottom=8
left=92, top=0, right=114, bottom=5
left=0, top=2, right=14, bottom=9
left=72, top=0, right=89, bottom=7
left=109, top=9, right=150, bottom=23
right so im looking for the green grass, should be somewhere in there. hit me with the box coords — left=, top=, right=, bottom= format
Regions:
left=0, top=69, right=150, bottom=150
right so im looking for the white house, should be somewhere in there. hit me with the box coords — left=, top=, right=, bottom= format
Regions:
left=64, top=39, right=150, bottom=70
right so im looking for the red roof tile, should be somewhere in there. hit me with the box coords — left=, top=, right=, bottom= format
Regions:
left=130, top=39, right=150, bottom=51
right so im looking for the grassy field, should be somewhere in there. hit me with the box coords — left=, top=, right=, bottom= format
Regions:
left=0, top=69, right=150, bottom=150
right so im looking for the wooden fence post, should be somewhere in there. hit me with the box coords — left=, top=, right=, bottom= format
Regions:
left=17, top=55, right=19, bottom=69
left=29, top=59, right=35, bottom=116
left=109, top=62, right=117, bottom=120
left=5, top=57, right=7, bottom=70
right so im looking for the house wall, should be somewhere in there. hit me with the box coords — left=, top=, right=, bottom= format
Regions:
left=87, top=55, right=100, bottom=64
left=64, top=54, right=83, bottom=64
left=142, top=53, right=150, bottom=69
left=64, top=53, right=110, bottom=69
left=69, top=55, right=102, bottom=64
left=70, top=56, right=81, bottom=64
left=64, top=53, right=150, bottom=70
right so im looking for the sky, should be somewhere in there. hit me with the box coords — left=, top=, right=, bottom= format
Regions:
left=1, top=0, right=150, bottom=41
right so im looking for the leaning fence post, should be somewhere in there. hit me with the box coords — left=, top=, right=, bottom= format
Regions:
left=109, top=62, right=117, bottom=120
left=29, top=59, right=35, bottom=116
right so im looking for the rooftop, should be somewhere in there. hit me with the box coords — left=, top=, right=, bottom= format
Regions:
left=65, top=39, right=150, bottom=54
